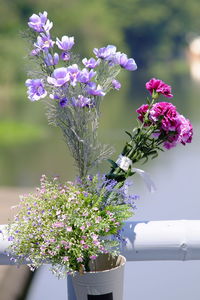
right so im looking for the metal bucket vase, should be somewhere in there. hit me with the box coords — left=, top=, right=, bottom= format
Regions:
left=71, top=254, right=126, bottom=300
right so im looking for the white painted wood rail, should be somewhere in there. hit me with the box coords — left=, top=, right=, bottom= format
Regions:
left=1, top=220, right=200, bottom=264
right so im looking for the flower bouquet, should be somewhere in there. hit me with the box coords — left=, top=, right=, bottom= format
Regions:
left=8, top=11, right=193, bottom=299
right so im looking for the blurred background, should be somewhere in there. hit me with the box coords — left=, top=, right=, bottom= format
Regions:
left=1, top=0, right=200, bottom=299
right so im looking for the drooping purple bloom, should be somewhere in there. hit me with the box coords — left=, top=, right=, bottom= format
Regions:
left=28, top=11, right=53, bottom=33
left=34, top=33, right=55, bottom=51
left=25, top=79, right=47, bottom=101
left=44, top=52, right=59, bottom=66
left=82, top=57, right=100, bottom=69
left=86, top=82, right=105, bottom=96
left=60, top=52, right=71, bottom=61
left=67, top=64, right=80, bottom=87
left=77, top=68, right=96, bottom=83
left=112, top=79, right=121, bottom=90
left=72, top=95, right=92, bottom=107
left=93, top=45, right=117, bottom=59
left=56, top=36, right=74, bottom=51
left=47, top=67, right=70, bottom=86
left=112, top=52, right=137, bottom=71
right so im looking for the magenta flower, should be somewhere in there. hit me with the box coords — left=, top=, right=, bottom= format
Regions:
left=82, top=57, right=100, bottom=69
left=28, top=11, right=53, bottom=33
left=149, top=102, right=178, bottom=131
left=136, top=104, right=149, bottom=123
left=112, top=79, right=121, bottom=90
left=25, top=79, right=47, bottom=101
left=47, top=67, right=70, bottom=86
left=86, top=82, right=105, bottom=96
left=146, top=78, right=173, bottom=98
left=178, top=115, right=193, bottom=145
left=93, top=45, right=117, bottom=59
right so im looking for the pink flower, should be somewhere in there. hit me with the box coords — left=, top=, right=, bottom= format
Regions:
left=52, top=222, right=64, bottom=228
left=136, top=104, right=149, bottom=123
left=63, top=256, right=69, bottom=262
left=149, top=102, right=178, bottom=131
left=146, top=78, right=173, bottom=98
left=90, top=255, right=97, bottom=260
left=77, top=257, right=83, bottom=262
left=66, top=226, right=72, bottom=232
left=178, top=115, right=193, bottom=145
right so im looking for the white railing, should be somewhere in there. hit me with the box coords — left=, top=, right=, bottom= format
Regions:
left=1, top=220, right=200, bottom=299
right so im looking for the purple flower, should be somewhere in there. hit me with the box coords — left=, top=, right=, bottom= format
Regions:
left=67, top=64, right=80, bottom=86
left=25, top=79, right=47, bottom=101
left=93, top=45, right=117, bottom=59
left=47, top=67, right=70, bottom=86
left=60, top=52, right=71, bottom=61
left=52, top=222, right=64, bottom=228
left=146, top=78, right=173, bottom=98
left=56, top=36, right=74, bottom=51
left=30, top=48, right=40, bottom=56
left=44, top=52, right=59, bottom=66
left=72, top=95, right=92, bottom=107
left=34, top=33, right=55, bottom=51
left=77, top=257, right=83, bottom=262
left=90, top=255, right=97, bottom=260
left=28, top=11, right=53, bottom=33
left=86, top=82, right=105, bottom=96
left=112, top=52, right=137, bottom=71
left=82, top=57, right=100, bottom=68
left=59, top=98, right=68, bottom=107
left=77, top=68, right=96, bottom=83
left=112, top=79, right=121, bottom=90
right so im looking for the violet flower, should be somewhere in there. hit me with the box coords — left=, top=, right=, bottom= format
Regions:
left=56, top=36, right=74, bottom=51
left=86, top=82, right=105, bottom=96
left=93, top=45, right=117, bottom=59
left=112, top=52, right=137, bottom=71
left=47, top=67, right=70, bottom=86
left=67, top=64, right=80, bottom=87
left=34, top=33, right=55, bottom=51
left=82, top=57, right=100, bottom=69
left=59, top=98, right=68, bottom=107
left=28, top=11, right=53, bottom=33
left=72, top=95, right=92, bottom=107
left=60, top=52, right=71, bottom=61
left=44, top=52, right=59, bottom=66
left=77, top=68, right=96, bottom=84
left=25, top=79, right=47, bottom=101
left=112, top=79, right=121, bottom=90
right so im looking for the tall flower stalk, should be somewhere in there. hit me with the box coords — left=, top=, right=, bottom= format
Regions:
left=24, top=11, right=137, bottom=179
